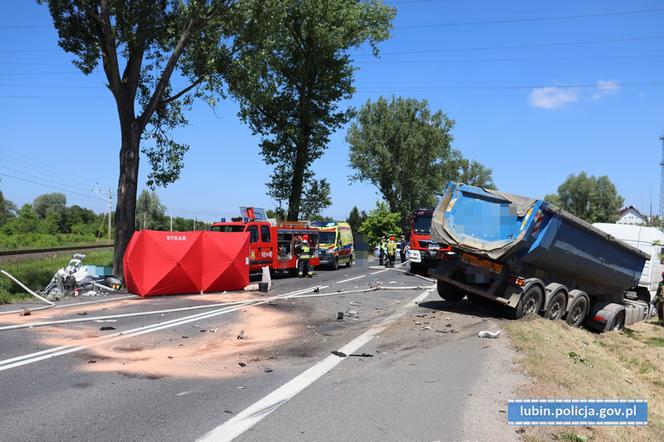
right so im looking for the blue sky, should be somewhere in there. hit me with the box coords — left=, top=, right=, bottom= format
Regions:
left=1, top=0, right=663, bottom=222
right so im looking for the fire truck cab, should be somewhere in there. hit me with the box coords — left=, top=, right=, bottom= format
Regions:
left=211, top=209, right=320, bottom=274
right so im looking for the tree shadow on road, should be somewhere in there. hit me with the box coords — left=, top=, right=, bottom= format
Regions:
left=417, top=299, right=507, bottom=320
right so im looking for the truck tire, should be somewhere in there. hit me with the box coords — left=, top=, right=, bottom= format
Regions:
left=544, top=291, right=567, bottom=320
left=346, top=254, right=353, bottom=267
left=509, top=285, right=543, bottom=319
left=437, top=280, right=465, bottom=303
left=332, top=257, right=339, bottom=270
left=565, top=295, right=588, bottom=327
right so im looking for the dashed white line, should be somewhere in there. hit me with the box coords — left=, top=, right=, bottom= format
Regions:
left=198, top=286, right=434, bottom=442
left=371, top=268, right=389, bottom=275
left=336, top=275, right=366, bottom=284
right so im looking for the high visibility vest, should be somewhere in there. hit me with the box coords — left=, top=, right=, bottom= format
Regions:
left=300, top=245, right=311, bottom=259
left=387, top=241, right=397, bottom=255
left=380, top=241, right=387, bottom=251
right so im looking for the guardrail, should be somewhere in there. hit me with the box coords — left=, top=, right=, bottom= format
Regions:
left=0, top=244, right=113, bottom=257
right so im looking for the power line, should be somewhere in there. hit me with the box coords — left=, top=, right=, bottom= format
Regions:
left=395, top=7, right=664, bottom=29
left=0, top=71, right=79, bottom=76
left=356, top=53, right=664, bottom=64
left=0, top=172, right=107, bottom=203
left=356, top=80, right=664, bottom=93
left=356, top=34, right=664, bottom=56
left=0, top=24, right=51, bottom=29
left=0, top=95, right=106, bottom=99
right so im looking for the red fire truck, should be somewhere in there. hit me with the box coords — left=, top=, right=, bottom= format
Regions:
left=408, top=208, right=450, bottom=275
left=210, top=209, right=320, bottom=274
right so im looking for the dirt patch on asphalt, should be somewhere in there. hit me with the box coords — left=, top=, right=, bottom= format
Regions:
left=72, top=306, right=301, bottom=379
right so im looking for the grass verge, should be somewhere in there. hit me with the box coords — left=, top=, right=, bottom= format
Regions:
left=0, top=250, right=113, bottom=304
left=506, top=317, right=664, bottom=442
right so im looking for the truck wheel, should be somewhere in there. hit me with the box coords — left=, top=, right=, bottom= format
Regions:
left=467, top=293, right=490, bottom=305
left=544, top=291, right=567, bottom=320
left=409, top=262, right=422, bottom=275
left=565, top=295, right=588, bottom=327
left=346, top=255, right=353, bottom=267
left=509, top=285, right=543, bottom=319
left=437, top=280, right=465, bottom=303
left=332, top=257, right=339, bottom=270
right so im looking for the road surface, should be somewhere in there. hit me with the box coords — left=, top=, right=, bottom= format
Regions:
left=0, top=260, right=524, bottom=441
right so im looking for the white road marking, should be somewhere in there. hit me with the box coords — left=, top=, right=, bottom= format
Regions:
left=371, top=269, right=389, bottom=275
left=0, top=285, right=327, bottom=372
left=198, top=285, right=434, bottom=442
left=335, top=275, right=366, bottom=284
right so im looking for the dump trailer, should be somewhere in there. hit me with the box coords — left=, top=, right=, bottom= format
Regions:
left=429, top=183, right=651, bottom=331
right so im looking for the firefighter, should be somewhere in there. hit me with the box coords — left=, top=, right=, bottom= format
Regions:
left=378, top=235, right=386, bottom=265
left=297, top=237, right=314, bottom=278
left=399, top=235, right=407, bottom=263
left=386, top=236, right=397, bottom=268
left=655, top=271, right=664, bottom=325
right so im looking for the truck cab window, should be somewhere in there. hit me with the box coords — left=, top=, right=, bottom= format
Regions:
left=260, top=225, right=271, bottom=243
left=247, top=225, right=258, bottom=243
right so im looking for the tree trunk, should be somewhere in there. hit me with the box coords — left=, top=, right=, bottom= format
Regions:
left=287, top=139, right=308, bottom=220
left=112, top=120, right=141, bottom=278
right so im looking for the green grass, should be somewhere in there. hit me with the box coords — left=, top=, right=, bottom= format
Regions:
left=647, top=337, right=664, bottom=348
left=0, top=250, right=113, bottom=303
left=0, top=232, right=108, bottom=251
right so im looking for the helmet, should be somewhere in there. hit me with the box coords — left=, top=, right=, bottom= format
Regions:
left=390, top=236, right=395, bottom=241
left=303, top=239, right=308, bottom=244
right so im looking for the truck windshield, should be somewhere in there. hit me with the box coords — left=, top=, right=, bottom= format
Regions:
left=319, top=231, right=336, bottom=244
left=211, top=225, right=245, bottom=233
left=413, top=216, right=432, bottom=234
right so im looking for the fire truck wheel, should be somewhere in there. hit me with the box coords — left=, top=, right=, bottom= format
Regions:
left=437, top=280, right=465, bottom=303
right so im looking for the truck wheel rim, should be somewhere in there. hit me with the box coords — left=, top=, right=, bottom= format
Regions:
left=549, top=301, right=562, bottom=319
left=570, top=306, right=582, bottom=323
left=525, top=297, right=537, bottom=315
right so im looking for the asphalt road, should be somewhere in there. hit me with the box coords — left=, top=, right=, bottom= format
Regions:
left=0, top=260, right=523, bottom=441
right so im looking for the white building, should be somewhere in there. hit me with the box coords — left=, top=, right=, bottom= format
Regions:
left=616, top=206, right=648, bottom=226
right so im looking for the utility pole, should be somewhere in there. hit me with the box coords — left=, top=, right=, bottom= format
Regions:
left=170, top=213, right=173, bottom=231
left=193, top=217, right=197, bottom=230
left=107, top=189, right=112, bottom=242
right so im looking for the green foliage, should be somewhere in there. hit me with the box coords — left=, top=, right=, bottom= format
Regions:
left=346, top=206, right=367, bottom=234
left=547, top=172, right=624, bottom=223
left=358, top=201, right=402, bottom=246
left=0, top=250, right=113, bottom=303
left=347, top=96, right=494, bottom=231
left=300, top=179, right=332, bottom=220
left=227, top=0, right=395, bottom=220
left=33, top=192, right=66, bottom=219
left=0, top=191, right=17, bottom=225
left=0, top=232, right=102, bottom=251
left=136, top=190, right=167, bottom=230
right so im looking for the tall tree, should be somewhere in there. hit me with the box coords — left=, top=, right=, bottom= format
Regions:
left=227, top=0, right=395, bottom=221
left=33, top=193, right=67, bottom=219
left=346, top=206, right=367, bottom=234
left=0, top=191, right=17, bottom=226
left=544, top=172, right=624, bottom=223
left=347, top=96, right=494, bottom=231
left=40, top=0, right=234, bottom=275
left=358, top=201, right=401, bottom=247
left=136, top=190, right=167, bottom=230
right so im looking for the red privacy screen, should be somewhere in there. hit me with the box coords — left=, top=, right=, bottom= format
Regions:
left=123, top=230, right=250, bottom=296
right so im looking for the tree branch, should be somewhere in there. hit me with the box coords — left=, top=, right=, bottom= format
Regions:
left=122, top=5, right=149, bottom=96
left=160, top=77, right=205, bottom=106
left=92, top=0, right=122, bottom=93
left=138, top=15, right=198, bottom=130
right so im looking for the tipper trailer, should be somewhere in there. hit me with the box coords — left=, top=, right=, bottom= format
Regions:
left=428, top=183, right=652, bottom=331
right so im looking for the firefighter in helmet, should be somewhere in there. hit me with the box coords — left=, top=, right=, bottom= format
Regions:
left=386, top=235, right=397, bottom=268
left=378, top=235, right=387, bottom=265
left=296, top=235, right=314, bottom=278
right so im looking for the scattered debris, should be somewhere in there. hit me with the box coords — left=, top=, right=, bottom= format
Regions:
left=416, top=313, right=427, bottom=318
left=445, top=323, right=452, bottom=328
left=264, top=367, right=273, bottom=373
left=349, top=301, right=360, bottom=306
left=423, top=326, right=432, bottom=331
left=313, top=287, right=320, bottom=293
left=478, top=330, right=501, bottom=338
left=238, top=362, right=247, bottom=367
left=42, top=254, right=120, bottom=298
left=224, top=410, right=233, bottom=414
left=349, top=353, right=373, bottom=358
left=346, top=310, right=358, bottom=319
left=99, top=326, right=116, bottom=331
left=337, top=312, right=344, bottom=320
left=77, top=312, right=88, bottom=316
left=237, top=330, right=247, bottom=340
left=331, top=350, right=347, bottom=357
left=20, top=308, right=31, bottom=316
left=415, top=321, right=422, bottom=325
left=389, top=281, right=397, bottom=284
left=181, top=335, right=189, bottom=339
left=209, top=328, right=218, bottom=333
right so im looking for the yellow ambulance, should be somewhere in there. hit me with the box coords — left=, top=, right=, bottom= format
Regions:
left=315, top=222, right=354, bottom=269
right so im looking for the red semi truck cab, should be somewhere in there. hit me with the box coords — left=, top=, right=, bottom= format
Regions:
left=210, top=219, right=320, bottom=273
left=408, top=208, right=450, bottom=275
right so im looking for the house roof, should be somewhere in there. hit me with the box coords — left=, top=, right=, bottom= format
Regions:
left=619, top=205, right=646, bottom=218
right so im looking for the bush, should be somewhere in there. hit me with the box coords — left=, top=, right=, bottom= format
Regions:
left=0, top=232, right=104, bottom=251
left=0, top=250, right=114, bottom=303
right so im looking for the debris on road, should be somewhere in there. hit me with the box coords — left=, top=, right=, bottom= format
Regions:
left=77, top=312, right=88, bottom=316
left=478, top=330, right=501, bottom=339
left=99, top=326, right=116, bottom=331
left=336, top=312, right=344, bottom=320
left=88, top=360, right=97, bottom=364
left=224, top=410, right=233, bottom=414
left=237, top=330, right=248, bottom=340
left=349, top=301, right=360, bottom=306
left=346, top=310, right=358, bottom=319
left=264, top=367, right=274, bottom=373
left=331, top=350, right=347, bottom=357
left=349, top=353, right=373, bottom=358
left=238, top=362, right=247, bottom=367
left=20, top=308, right=31, bottom=316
